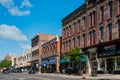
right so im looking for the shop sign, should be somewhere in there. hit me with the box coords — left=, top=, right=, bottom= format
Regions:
left=87, top=47, right=97, bottom=53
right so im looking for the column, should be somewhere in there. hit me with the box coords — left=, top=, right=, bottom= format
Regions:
left=97, top=59, right=101, bottom=70
left=105, top=59, right=107, bottom=71
left=115, top=58, right=117, bottom=70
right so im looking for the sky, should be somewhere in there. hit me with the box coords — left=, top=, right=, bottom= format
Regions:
left=0, top=0, right=85, bottom=60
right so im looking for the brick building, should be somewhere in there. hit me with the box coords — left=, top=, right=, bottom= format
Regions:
left=62, top=0, right=120, bottom=75
left=31, top=33, right=56, bottom=72
left=41, top=36, right=62, bottom=73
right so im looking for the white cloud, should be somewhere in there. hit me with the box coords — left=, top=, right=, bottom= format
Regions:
left=20, top=44, right=31, bottom=50
left=9, top=7, right=30, bottom=16
left=21, top=0, right=32, bottom=8
left=0, top=24, right=28, bottom=41
left=0, top=0, right=31, bottom=16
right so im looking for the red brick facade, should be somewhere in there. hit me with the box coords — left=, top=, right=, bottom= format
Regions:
left=42, top=37, right=62, bottom=73
left=62, top=0, right=120, bottom=53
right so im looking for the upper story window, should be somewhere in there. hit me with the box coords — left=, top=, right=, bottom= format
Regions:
left=118, top=20, right=120, bottom=29
left=108, top=23, right=112, bottom=40
left=100, top=27, right=104, bottom=41
left=66, top=41, right=68, bottom=51
left=69, top=40, right=71, bottom=49
left=78, top=20, right=80, bottom=32
left=109, top=1, right=113, bottom=18
left=73, top=38, right=75, bottom=48
left=101, top=6, right=104, bottom=21
left=93, top=11, right=96, bottom=25
left=89, top=31, right=92, bottom=45
left=83, top=16, right=87, bottom=29
left=69, top=25, right=72, bottom=36
left=118, top=0, right=120, bottom=14
left=74, top=22, right=76, bottom=34
left=63, top=42, right=65, bottom=52
left=90, top=13, right=92, bottom=26
left=78, top=36, right=80, bottom=46
left=66, top=27, right=68, bottom=38
left=93, top=30, right=96, bottom=44
left=83, top=34, right=86, bottom=47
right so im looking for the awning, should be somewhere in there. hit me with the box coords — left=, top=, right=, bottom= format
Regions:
left=75, top=55, right=86, bottom=62
left=98, top=49, right=120, bottom=58
left=47, top=60, right=56, bottom=65
left=59, top=58, right=70, bottom=63
left=39, top=62, right=48, bottom=66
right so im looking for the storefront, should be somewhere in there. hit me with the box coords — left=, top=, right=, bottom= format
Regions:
left=87, top=47, right=97, bottom=75
left=40, top=56, right=58, bottom=73
left=97, top=42, right=120, bottom=74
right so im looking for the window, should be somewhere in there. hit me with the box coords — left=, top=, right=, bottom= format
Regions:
left=118, top=20, right=120, bottom=38
left=73, top=38, right=75, bottom=47
left=78, top=36, right=80, bottom=46
left=118, top=20, right=120, bottom=29
left=90, top=13, right=92, bottom=26
left=63, top=43, right=65, bottom=52
left=69, top=25, right=72, bottom=36
left=118, top=0, right=120, bottom=14
left=108, top=23, right=112, bottom=40
left=101, top=6, right=104, bottom=21
left=66, top=27, right=68, bottom=37
left=109, top=2, right=113, bottom=18
left=66, top=41, right=68, bottom=52
left=99, top=59, right=105, bottom=70
left=93, top=11, right=96, bottom=25
left=64, top=29, right=66, bottom=38
left=117, top=57, right=120, bottom=68
left=83, top=34, right=86, bottom=47
left=78, top=20, right=80, bottom=32
left=74, top=22, right=76, bottom=34
left=93, top=30, right=96, bottom=44
left=69, top=40, right=71, bottom=50
left=100, top=27, right=104, bottom=40
left=89, top=31, right=92, bottom=45
left=83, top=17, right=87, bottom=29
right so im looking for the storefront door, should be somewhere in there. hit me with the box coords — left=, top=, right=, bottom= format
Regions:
left=107, top=58, right=115, bottom=73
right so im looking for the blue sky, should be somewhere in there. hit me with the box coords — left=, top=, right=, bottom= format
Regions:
left=0, top=0, right=85, bottom=59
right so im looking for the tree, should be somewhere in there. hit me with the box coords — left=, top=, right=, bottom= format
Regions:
left=67, top=47, right=85, bottom=75
left=0, top=60, right=12, bottom=68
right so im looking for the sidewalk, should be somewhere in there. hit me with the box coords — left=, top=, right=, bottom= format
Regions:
left=22, top=72, right=120, bottom=79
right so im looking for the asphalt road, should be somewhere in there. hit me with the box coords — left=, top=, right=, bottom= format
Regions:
left=0, top=72, right=118, bottom=80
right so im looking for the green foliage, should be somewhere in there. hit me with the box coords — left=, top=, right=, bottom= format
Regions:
left=0, top=60, right=12, bottom=68
left=67, top=47, right=85, bottom=62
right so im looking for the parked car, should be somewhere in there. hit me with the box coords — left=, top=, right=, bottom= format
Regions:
left=2, top=68, right=9, bottom=74
left=28, top=68, right=35, bottom=74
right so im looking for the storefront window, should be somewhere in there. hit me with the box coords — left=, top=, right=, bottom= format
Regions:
left=99, top=59, right=105, bottom=70
left=90, top=53, right=96, bottom=60
left=117, top=57, right=120, bottom=68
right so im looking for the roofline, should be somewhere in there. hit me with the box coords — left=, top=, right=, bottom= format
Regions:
left=62, top=3, right=86, bottom=24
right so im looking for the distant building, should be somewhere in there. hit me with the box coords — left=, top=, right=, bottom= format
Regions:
left=31, top=33, right=56, bottom=72
left=41, top=36, right=62, bottom=73
left=17, top=49, right=32, bottom=70
left=4, top=54, right=11, bottom=60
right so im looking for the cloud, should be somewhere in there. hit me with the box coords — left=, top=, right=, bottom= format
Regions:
left=0, top=24, right=28, bottom=41
left=21, top=0, right=32, bottom=8
left=20, top=43, right=31, bottom=50
left=0, top=0, right=31, bottom=16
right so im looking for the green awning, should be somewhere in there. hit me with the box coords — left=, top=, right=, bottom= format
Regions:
left=75, top=55, right=86, bottom=62
left=59, top=58, right=70, bottom=63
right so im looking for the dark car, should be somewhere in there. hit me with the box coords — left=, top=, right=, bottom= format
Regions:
left=2, top=68, right=9, bottom=74
left=28, top=68, right=35, bottom=74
